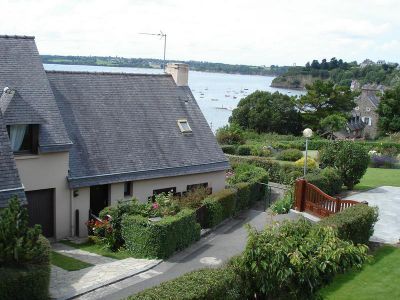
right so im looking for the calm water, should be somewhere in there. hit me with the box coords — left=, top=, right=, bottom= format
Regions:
left=44, top=64, right=305, bottom=131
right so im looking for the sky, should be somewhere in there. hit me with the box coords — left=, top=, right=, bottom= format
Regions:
left=1, top=0, right=400, bottom=66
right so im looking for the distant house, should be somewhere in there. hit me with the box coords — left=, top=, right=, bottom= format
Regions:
left=0, top=35, right=229, bottom=239
left=343, top=84, right=383, bottom=139
left=360, top=59, right=375, bottom=68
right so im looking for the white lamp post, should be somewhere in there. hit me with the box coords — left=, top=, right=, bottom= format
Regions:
left=303, top=128, right=313, bottom=176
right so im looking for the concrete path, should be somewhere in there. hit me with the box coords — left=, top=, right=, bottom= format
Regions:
left=346, top=186, right=400, bottom=244
left=76, top=209, right=300, bottom=300
left=50, top=243, right=160, bottom=299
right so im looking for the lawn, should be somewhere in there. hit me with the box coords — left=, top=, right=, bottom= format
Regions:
left=60, top=240, right=131, bottom=260
left=51, top=251, right=93, bottom=271
left=319, top=246, right=400, bottom=299
left=354, top=168, right=400, bottom=190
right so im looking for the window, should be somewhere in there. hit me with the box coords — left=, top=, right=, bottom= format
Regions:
left=355, top=106, right=360, bottom=111
left=363, top=117, right=371, bottom=126
left=187, top=183, right=208, bottom=191
left=177, top=119, right=192, bottom=133
left=366, top=107, right=371, bottom=112
left=6, top=124, right=39, bottom=154
left=124, top=181, right=132, bottom=196
left=153, top=187, right=177, bottom=195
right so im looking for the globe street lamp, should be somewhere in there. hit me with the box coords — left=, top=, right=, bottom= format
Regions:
left=303, top=128, right=313, bottom=176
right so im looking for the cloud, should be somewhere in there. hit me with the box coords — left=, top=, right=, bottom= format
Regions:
left=1, top=0, right=400, bottom=65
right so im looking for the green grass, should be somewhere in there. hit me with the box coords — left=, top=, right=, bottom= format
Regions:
left=60, top=240, right=131, bottom=260
left=354, top=168, right=400, bottom=190
left=319, top=246, right=400, bottom=300
left=51, top=251, right=93, bottom=271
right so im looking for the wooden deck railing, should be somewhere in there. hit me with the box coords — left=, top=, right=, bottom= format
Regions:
left=294, top=179, right=361, bottom=218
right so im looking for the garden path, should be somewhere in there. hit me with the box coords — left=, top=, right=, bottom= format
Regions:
left=50, top=243, right=160, bottom=299
left=347, top=186, right=400, bottom=244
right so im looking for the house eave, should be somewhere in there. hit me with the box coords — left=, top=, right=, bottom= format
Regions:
left=67, top=161, right=230, bottom=189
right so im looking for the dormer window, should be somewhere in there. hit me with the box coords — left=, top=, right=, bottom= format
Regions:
left=6, top=124, right=39, bottom=154
left=177, top=119, right=192, bottom=133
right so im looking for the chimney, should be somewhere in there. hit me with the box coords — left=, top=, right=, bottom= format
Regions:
left=166, top=63, right=189, bottom=86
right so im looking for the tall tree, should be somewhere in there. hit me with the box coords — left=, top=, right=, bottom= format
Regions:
left=229, top=91, right=302, bottom=134
left=298, top=80, right=356, bottom=131
left=377, top=84, right=400, bottom=133
left=320, top=114, right=348, bottom=139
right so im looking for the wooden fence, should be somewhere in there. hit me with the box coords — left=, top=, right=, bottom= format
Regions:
left=294, top=179, right=361, bottom=218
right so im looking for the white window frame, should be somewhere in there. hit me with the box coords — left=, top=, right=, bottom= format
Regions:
left=177, top=119, right=192, bottom=133
left=355, top=106, right=360, bottom=111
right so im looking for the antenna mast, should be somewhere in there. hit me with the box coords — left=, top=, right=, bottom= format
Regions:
left=139, top=31, right=167, bottom=71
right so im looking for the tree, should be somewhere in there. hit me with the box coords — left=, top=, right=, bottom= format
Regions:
left=311, top=60, right=320, bottom=69
left=215, top=123, right=245, bottom=145
left=320, top=114, right=348, bottom=140
left=377, top=84, right=400, bottom=134
left=229, top=91, right=302, bottom=134
left=319, top=141, right=369, bottom=190
left=298, top=80, right=356, bottom=131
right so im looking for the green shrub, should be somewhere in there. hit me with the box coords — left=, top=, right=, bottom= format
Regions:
left=174, top=187, right=209, bottom=209
left=0, top=197, right=51, bottom=300
left=320, top=141, right=369, bottom=189
left=201, top=197, right=224, bottom=228
left=250, top=144, right=272, bottom=157
left=236, top=145, right=251, bottom=156
left=235, top=219, right=369, bottom=299
left=212, top=188, right=236, bottom=220
left=0, top=197, right=44, bottom=266
left=270, top=191, right=293, bottom=214
left=305, top=167, right=343, bottom=196
left=122, top=209, right=201, bottom=259
left=228, top=163, right=268, bottom=185
left=130, top=267, right=244, bottom=300
left=319, top=204, right=379, bottom=245
left=0, top=263, right=51, bottom=300
left=227, top=155, right=303, bottom=185
left=200, top=189, right=235, bottom=229
left=235, top=182, right=252, bottom=212
left=276, top=148, right=303, bottom=161
left=220, top=145, right=237, bottom=155
left=294, top=156, right=317, bottom=168
left=216, top=124, right=245, bottom=145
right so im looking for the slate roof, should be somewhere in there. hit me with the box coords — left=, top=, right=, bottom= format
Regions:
left=0, top=89, right=46, bottom=125
left=46, top=71, right=229, bottom=188
left=0, top=35, right=72, bottom=152
left=0, top=111, right=26, bottom=207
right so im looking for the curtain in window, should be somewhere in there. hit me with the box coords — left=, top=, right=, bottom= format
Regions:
left=9, top=124, right=27, bottom=151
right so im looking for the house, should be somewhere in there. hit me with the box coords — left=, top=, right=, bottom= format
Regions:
left=360, top=59, right=375, bottom=68
left=0, top=35, right=229, bottom=239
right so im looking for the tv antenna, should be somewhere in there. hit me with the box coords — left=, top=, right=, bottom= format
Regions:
left=139, top=31, right=167, bottom=71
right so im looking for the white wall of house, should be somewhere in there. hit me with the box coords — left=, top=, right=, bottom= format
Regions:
left=15, top=151, right=70, bottom=239
left=72, top=170, right=226, bottom=237
left=131, top=170, right=226, bottom=202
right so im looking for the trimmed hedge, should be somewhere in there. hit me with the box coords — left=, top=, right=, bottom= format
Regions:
left=305, top=167, right=343, bottom=196
left=319, top=204, right=379, bottom=244
left=0, top=235, right=51, bottom=300
left=276, top=148, right=303, bottom=161
left=237, top=145, right=251, bottom=156
left=228, top=155, right=303, bottom=185
left=122, top=209, right=201, bottom=259
left=221, top=145, right=236, bottom=155
left=201, top=188, right=237, bottom=228
left=130, top=267, right=243, bottom=300
left=235, top=182, right=252, bottom=213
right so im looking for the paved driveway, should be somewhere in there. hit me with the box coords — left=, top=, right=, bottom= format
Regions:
left=347, top=186, right=400, bottom=244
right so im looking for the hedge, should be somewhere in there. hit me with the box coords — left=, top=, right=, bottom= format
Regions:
left=201, top=188, right=237, bottom=228
left=221, top=145, right=236, bottom=155
left=236, top=145, right=251, bottom=156
left=130, top=267, right=243, bottom=300
left=268, top=140, right=400, bottom=154
left=276, top=148, right=303, bottom=161
left=122, top=209, right=201, bottom=259
left=0, top=235, right=51, bottom=300
left=228, top=155, right=303, bottom=185
left=319, top=204, right=379, bottom=244
left=305, top=167, right=343, bottom=196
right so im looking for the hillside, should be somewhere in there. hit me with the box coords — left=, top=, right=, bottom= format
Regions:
left=271, top=58, right=400, bottom=89
left=41, top=55, right=289, bottom=76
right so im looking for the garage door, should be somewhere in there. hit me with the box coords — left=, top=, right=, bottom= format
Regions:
left=26, top=189, right=54, bottom=238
